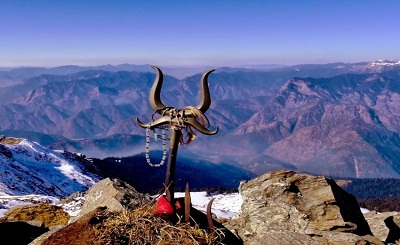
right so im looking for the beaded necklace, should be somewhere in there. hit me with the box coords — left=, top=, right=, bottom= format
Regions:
left=145, top=127, right=167, bottom=167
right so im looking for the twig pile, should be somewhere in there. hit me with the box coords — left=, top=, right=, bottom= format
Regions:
left=92, top=205, right=224, bottom=245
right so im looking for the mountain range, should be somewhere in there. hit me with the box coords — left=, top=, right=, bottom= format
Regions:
left=1, top=60, right=400, bottom=178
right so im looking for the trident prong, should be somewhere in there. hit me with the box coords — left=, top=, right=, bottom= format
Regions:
left=148, top=66, right=215, bottom=116
left=149, top=66, right=167, bottom=112
left=137, top=66, right=217, bottom=133
left=196, top=69, right=215, bottom=113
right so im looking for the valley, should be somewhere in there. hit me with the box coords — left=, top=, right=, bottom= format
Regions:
left=1, top=60, right=400, bottom=179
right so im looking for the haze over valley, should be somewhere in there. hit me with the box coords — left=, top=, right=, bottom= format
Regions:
left=1, top=60, right=400, bottom=179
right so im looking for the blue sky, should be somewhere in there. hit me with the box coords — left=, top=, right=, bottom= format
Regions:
left=0, top=0, right=399, bottom=67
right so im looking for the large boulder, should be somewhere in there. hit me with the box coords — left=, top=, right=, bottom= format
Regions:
left=70, top=178, right=152, bottom=222
left=226, top=170, right=381, bottom=245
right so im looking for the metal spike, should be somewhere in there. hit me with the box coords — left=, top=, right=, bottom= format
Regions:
left=184, top=182, right=191, bottom=223
left=207, top=197, right=215, bottom=232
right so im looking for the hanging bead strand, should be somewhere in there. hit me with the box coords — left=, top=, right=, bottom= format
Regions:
left=145, top=127, right=167, bottom=167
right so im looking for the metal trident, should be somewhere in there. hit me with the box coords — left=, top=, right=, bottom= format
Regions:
left=136, top=66, right=218, bottom=205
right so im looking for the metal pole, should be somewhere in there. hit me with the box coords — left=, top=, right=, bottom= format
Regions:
left=165, top=129, right=182, bottom=204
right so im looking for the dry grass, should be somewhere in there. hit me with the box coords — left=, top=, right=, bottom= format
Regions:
left=92, top=205, right=225, bottom=245
left=0, top=204, right=70, bottom=227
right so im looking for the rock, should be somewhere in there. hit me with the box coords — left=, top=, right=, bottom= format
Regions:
left=70, top=178, right=151, bottom=222
left=29, top=225, right=64, bottom=245
left=0, top=204, right=69, bottom=245
left=363, top=211, right=399, bottom=241
left=41, top=207, right=105, bottom=245
left=245, top=231, right=383, bottom=245
left=242, top=231, right=319, bottom=245
left=226, top=170, right=375, bottom=245
left=0, top=203, right=70, bottom=228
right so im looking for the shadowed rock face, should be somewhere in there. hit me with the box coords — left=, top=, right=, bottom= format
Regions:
left=226, top=170, right=377, bottom=245
left=0, top=204, right=69, bottom=245
left=384, top=215, right=400, bottom=244
left=0, top=221, right=49, bottom=244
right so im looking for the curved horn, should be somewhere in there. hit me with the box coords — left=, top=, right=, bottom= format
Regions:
left=196, top=69, right=215, bottom=113
left=136, top=117, right=170, bottom=130
left=149, top=66, right=167, bottom=111
left=186, top=118, right=219, bottom=135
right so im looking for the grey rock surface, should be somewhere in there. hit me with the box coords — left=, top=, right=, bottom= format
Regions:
left=70, top=177, right=151, bottom=223
left=226, top=170, right=380, bottom=245
left=364, top=211, right=399, bottom=242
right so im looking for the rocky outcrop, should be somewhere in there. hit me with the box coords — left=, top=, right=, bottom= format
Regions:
left=5, top=171, right=400, bottom=244
left=226, top=170, right=382, bottom=245
left=70, top=178, right=152, bottom=222
left=30, top=178, right=153, bottom=244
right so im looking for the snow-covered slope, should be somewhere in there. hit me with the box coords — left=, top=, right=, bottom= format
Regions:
left=0, top=138, right=99, bottom=197
left=0, top=137, right=244, bottom=219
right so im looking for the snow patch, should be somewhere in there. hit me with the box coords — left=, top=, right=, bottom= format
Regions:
left=0, top=194, right=59, bottom=217
left=175, top=191, right=242, bottom=219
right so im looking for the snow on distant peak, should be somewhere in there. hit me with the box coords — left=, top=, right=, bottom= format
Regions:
left=0, top=137, right=99, bottom=197
left=370, top=59, right=400, bottom=66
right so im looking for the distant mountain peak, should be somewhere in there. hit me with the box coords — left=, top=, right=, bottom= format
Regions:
left=369, top=59, right=400, bottom=66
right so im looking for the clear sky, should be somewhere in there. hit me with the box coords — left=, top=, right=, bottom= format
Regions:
left=0, top=0, right=399, bottom=67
